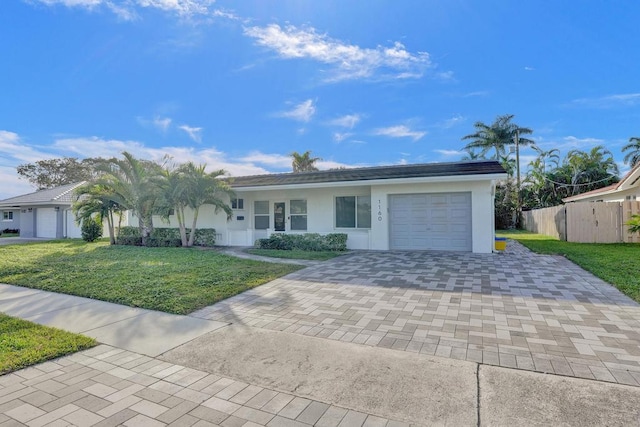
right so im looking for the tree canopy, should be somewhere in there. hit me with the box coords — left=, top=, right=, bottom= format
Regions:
left=291, top=151, right=321, bottom=172
left=17, top=157, right=105, bottom=190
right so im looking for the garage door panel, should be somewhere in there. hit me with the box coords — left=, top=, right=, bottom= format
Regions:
left=390, top=192, right=471, bottom=251
left=37, top=208, right=58, bottom=238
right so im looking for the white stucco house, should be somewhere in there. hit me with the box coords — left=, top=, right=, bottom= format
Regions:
left=141, top=160, right=506, bottom=253
left=0, top=160, right=507, bottom=253
left=563, top=162, right=640, bottom=203
left=0, top=182, right=85, bottom=238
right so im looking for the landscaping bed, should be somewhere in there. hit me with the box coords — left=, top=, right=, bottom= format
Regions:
left=247, top=248, right=346, bottom=261
left=498, top=230, right=640, bottom=303
left=0, top=240, right=302, bottom=314
left=0, top=314, right=95, bottom=374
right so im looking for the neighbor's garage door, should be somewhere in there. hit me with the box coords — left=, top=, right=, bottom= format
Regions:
left=36, top=208, right=58, bottom=238
left=389, top=192, right=472, bottom=251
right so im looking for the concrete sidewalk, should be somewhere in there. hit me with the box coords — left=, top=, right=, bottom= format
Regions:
left=0, top=284, right=228, bottom=357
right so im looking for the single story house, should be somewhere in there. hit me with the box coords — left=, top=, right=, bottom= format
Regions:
left=136, top=160, right=506, bottom=253
left=0, top=160, right=507, bottom=252
left=0, top=182, right=85, bottom=238
left=563, top=162, right=640, bottom=203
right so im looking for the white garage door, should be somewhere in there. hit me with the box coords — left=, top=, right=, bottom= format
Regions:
left=390, top=192, right=472, bottom=251
left=36, top=208, right=58, bottom=238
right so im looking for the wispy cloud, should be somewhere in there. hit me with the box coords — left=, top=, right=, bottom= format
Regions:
left=154, top=116, right=172, bottom=132
left=569, top=93, right=640, bottom=108
left=524, top=66, right=535, bottom=71
left=333, top=132, right=353, bottom=143
left=244, top=24, right=434, bottom=82
left=434, top=149, right=463, bottom=157
left=32, top=0, right=230, bottom=21
left=277, top=99, right=316, bottom=122
left=439, top=114, right=465, bottom=129
left=179, top=124, right=203, bottom=142
left=373, top=125, right=426, bottom=141
left=328, top=114, right=361, bottom=129
left=461, top=90, right=489, bottom=98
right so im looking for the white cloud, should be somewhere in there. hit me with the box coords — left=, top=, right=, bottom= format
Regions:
left=179, top=124, right=203, bottom=142
left=439, top=114, right=465, bottom=129
left=373, top=125, right=426, bottom=142
left=333, top=132, right=353, bottom=142
left=524, top=66, right=535, bottom=71
left=434, top=149, right=463, bottom=157
left=328, top=114, right=361, bottom=129
left=154, top=116, right=172, bottom=132
left=32, top=0, right=226, bottom=20
left=461, top=90, right=489, bottom=98
left=570, top=93, right=640, bottom=108
left=0, top=130, right=58, bottom=165
left=278, top=99, right=316, bottom=123
left=244, top=24, right=433, bottom=82
left=238, top=151, right=292, bottom=168
left=562, top=136, right=605, bottom=148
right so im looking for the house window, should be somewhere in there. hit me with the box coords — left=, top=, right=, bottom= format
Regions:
left=2, top=211, right=13, bottom=221
left=254, top=201, right=269, bottom=230
left=231, top=198, right=244, bottom=210
left=626, top=195, right=637, bottom=201
left=335, top=196, right=371, bottom=228
left=290, top=200, right=307, bottom=231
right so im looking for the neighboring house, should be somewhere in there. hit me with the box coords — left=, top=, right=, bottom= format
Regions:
left=0, top=182, right=86, bottom=238
left=563, top=162, right=640, bottom=203
left=139, top=160, right=506, bottom=253
left=1, top=207, right=19, bottom=231
left=0, top=160, right=507, bottom=252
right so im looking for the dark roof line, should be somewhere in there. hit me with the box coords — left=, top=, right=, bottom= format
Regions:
left=229, top=160, right=505, bottom=188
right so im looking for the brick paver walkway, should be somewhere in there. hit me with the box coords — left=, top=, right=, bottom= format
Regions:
left=193, top=242, right=640, bottom=386
left=1, top=345, right=409, bottom=426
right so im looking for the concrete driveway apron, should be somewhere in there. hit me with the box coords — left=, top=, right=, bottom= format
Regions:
left=192, top=242, right=640, bottom=386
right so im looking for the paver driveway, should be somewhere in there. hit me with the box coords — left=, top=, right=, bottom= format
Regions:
left=193, top=242, right=640, bottom=386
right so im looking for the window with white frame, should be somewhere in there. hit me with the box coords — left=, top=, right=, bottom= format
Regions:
left=2, top=211, right=13, bottom=221
left=335, top=196, right=371, bottom=228
left=231, top=198, right=244, bottom=210
left=254, top=201, right=269, bottom=229
left=290, top=199, right=307, bottom=231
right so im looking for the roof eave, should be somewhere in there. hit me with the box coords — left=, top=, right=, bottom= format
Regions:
left=232, top=172, right=507, bottom=192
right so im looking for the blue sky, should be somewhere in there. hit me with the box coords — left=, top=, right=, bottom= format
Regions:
left=1, top=0, right=639, bottom=199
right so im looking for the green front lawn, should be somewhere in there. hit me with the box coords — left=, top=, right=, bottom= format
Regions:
left=0, top=314, right=95, bottom=374
left=0, top=241, right=302, bottom=314
left=498, top=230, right=640, bottom=303
left=247, top=248, right=346, bottom=261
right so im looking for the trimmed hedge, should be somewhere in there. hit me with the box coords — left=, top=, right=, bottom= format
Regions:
left=81, top=217, right=103, bottom=242
left=256, top=233, right=347, bottom=252
left=116, top=226, right=217, bottom=247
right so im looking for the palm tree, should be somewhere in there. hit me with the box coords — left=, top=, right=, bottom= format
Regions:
left=291, top=151, right=321, bottom=172
left=159, top=162, right=234, bottom=247
left=73, top=183, right=124, bottom=245
left=462, top=114, right=535, bottom=165
left=461, top=147, right=485, bottom=161
left=94, top=152, right=162, bottom=246
left=622, top=137, right=640, bottom=167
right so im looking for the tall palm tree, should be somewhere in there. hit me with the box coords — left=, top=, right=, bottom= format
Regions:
left=461, top=147, right=485, bottom=161
left=94, top=152, right=162, bottom=245
left=622, top=137, right=640, bottom=167
left=291, top=151, right=321, bottom=172
left=461, top=114, right=535, bottom=166
left=159, top=162, right=234, bottom=247
left=73, top=183, right=124, bottom=245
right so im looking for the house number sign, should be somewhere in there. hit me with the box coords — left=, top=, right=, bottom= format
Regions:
left=377, top=199, right=383, bottom=221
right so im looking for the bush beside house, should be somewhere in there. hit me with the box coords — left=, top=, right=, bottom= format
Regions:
left=116, top=226, right=217, bottom=247
left=256, top=233, right=348, bottom=252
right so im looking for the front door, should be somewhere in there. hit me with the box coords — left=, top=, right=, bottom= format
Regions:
left=274, top=202, right=286, bottom=231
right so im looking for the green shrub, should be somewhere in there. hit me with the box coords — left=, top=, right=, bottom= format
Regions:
left=256, top=233, right=347, bottom=251
left=115, top=226, right=217, bottom=247
left=627, top=214, right=640, bottom=234
left=81, top=217, right=102, bottom=242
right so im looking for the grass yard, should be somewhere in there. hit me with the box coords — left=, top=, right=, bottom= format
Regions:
left=497, top=230, right=640, bottom=303
left=247, top=248, right=347, bottom=261
left=0, top=241, right=302, bottom=314
left=0, top=233, right=19, bottom=238
left=0, top=314, right=95, bottom=374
